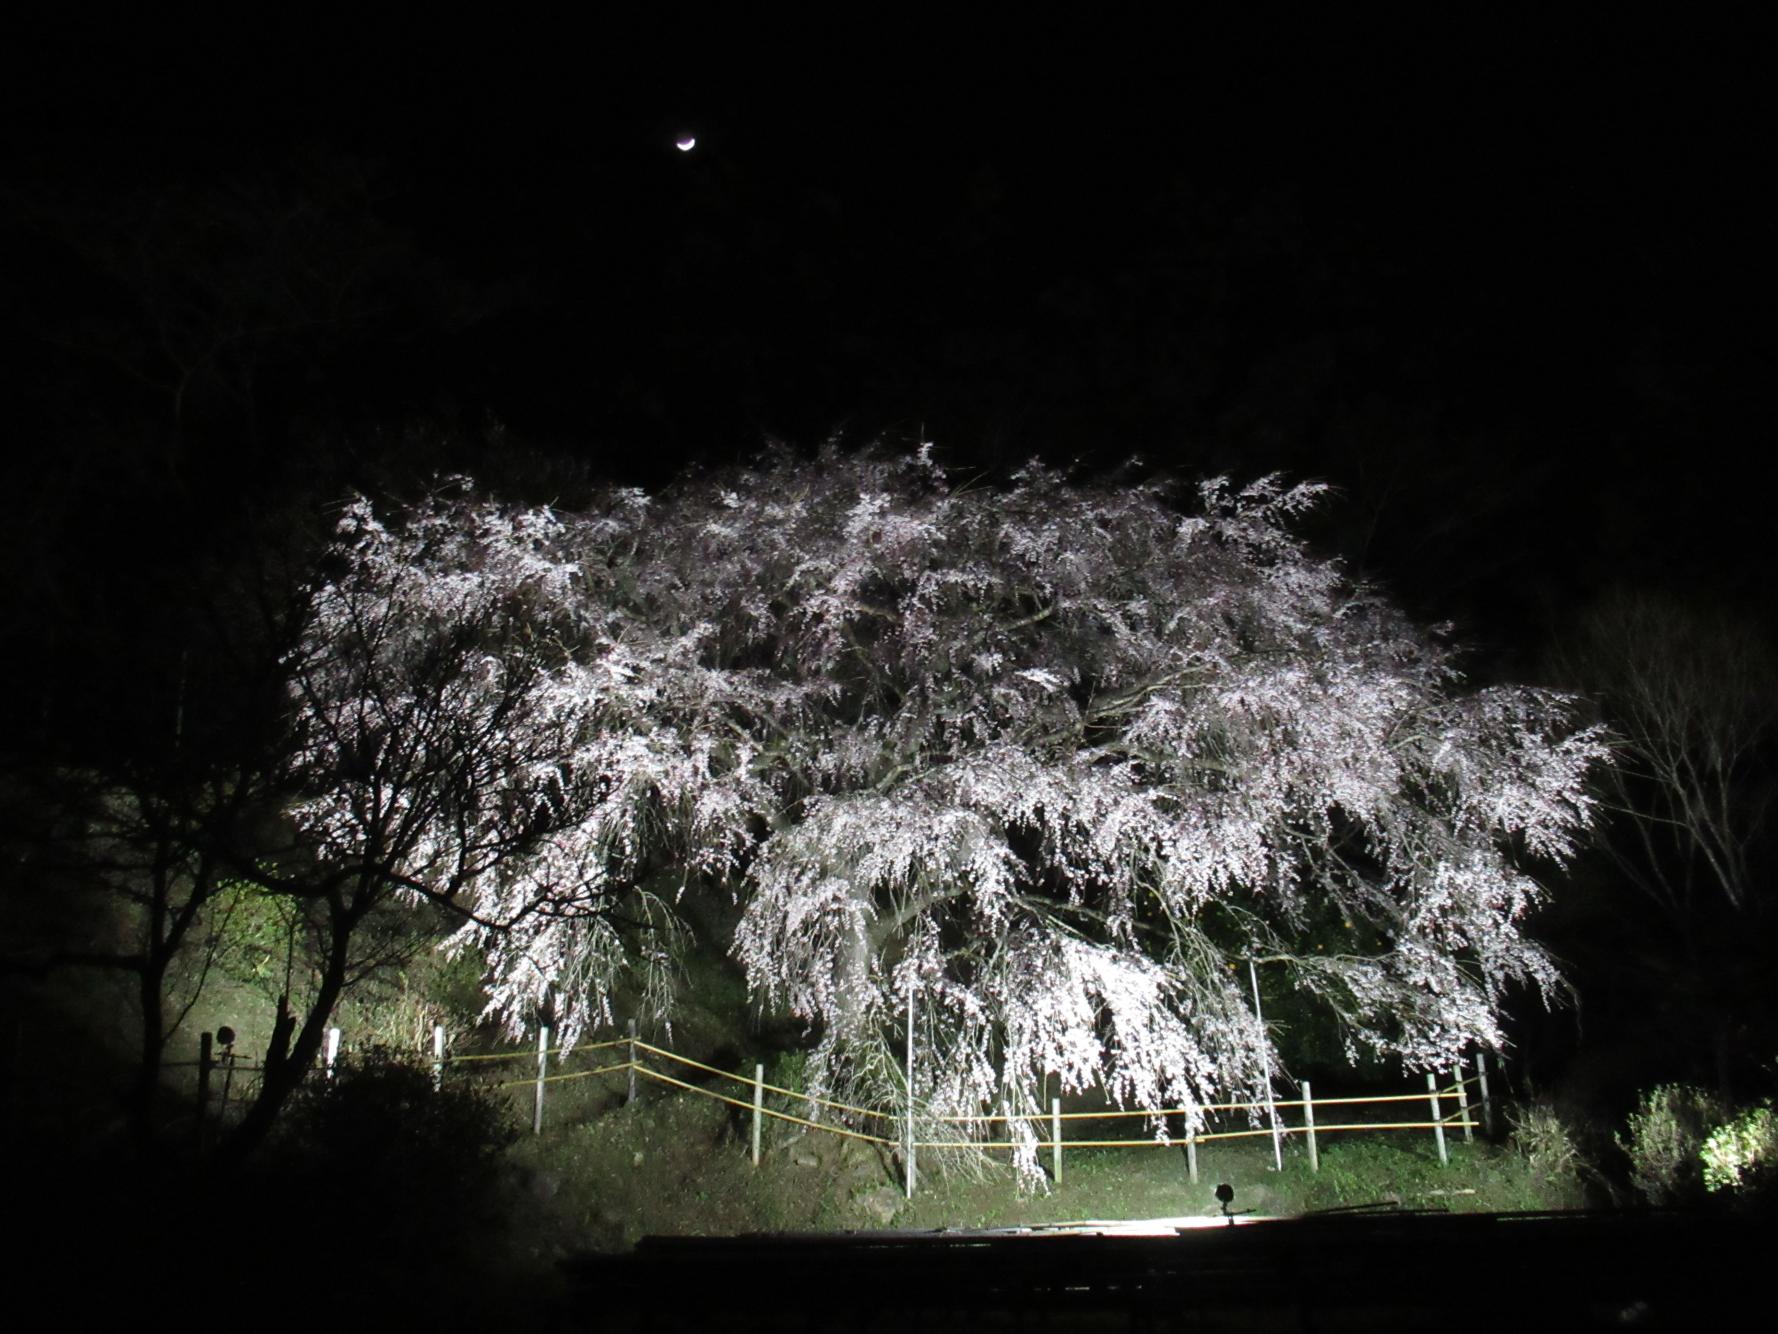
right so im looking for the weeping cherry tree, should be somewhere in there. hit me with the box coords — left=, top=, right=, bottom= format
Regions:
left=294, top=448, right=1606, bottom=1179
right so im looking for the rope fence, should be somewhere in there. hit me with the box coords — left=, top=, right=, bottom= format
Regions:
left=191, top=1018, right=1496, bottom=1197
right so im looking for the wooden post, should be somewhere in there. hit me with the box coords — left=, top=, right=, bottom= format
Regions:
left=432, top=1024, right=446, bottom=1093
left=1456, top=1063, right=1473, bottom=1143
left=904, top=974, right=917, bottom=1199
left=1427, top=1072, right=1448, bottom=1165
left=751, top=1063, right=764, bottom=1167
left=1187, top=1133, right=1199, bottom=1185
left=1477, top=1052, right=1495, bottom=1137
left=1302, top=1079, right=1319, bottom=1173
left=1051, top=1098, right=1063, bottom=1185
left=324, top=1027, right=340, bottom=1080
left=626, top=1019, right=638, bottom=1106
left=196, top=1031, right=214, bottom=1151
left=533, top=1025, right=550, bottom=1135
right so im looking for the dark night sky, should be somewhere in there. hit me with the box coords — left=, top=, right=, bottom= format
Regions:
left=4, top=19, right=1770, bottom=658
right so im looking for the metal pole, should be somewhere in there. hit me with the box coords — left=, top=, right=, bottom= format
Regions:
left=1051, top=1097, right=1063, bottom=1185
left=752, top=1063, right=764, bottom=1167
left=1427, top=1072, right=1448, bottom=1165
left=1477, top=1052, right=1495, bottom=1137
left=626, top=1019, right=638, bottom=1106
left=533, top=1025, right=549, bottom=1135
left=904, top=974, right=916, bottom=1199
left=1249, top=961, right=1282, bottom=1171
left=1302, top=1079, right=1319, bottom=1173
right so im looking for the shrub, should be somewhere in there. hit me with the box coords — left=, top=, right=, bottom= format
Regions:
left=1619, top=1083, right=1728, bottom=1206
left=267, top=1045, right=519, bottom=1268
left=1701, top=1104, right=1778, bottom=1198
left=283, top=1045, right=516, bottom=1171
left=1508, top=1101, right=1587, bottom=1188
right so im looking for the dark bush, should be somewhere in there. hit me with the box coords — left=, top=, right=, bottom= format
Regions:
left=265, top=1045, right=519, bottom=1275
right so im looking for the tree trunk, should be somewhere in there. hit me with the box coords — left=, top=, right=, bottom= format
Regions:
left=129, top=954, right=167, bottom=1155
left=130, top=851, right=178, bottom=1155
left=216, top=914, right=352, bottom=1165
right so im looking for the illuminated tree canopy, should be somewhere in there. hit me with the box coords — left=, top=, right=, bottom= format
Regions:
left=293, top=447, right=1606, bottom=1174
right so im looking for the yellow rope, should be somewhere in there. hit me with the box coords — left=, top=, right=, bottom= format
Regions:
left=920, top=1127, right=1282, bottom=1151
left=973, top=1091, right=1456, bottom=1122
left=451, top=1036, right=630, bottom=1064
left=920, top=1121, right=1480, bottom=1152
left=631, top=1040, right=896, bottom=1122
left=942, top=1101, right=1248, bottom=1123
left=631, top=1065, right=900, bottom=1146
left=1303, top=1121, right=1477, bottom=1134
left=496, top=1060, right=635, bottom=1089
left=1293, top=1090, right=1450, bottom=1107
left=936, top=1088, right=1476, bottom=1122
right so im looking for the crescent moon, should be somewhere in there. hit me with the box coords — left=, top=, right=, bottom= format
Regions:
left=675, top=136, right=697, bottom=152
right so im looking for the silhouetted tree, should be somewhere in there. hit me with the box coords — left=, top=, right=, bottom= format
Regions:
left=1557, top=590, right=1777, bottom=1092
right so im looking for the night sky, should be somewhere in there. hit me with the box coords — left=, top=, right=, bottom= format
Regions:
left=3, top=20, right=1771, bottom=1100
left=8, top=25, right=1768, bottom=576
left=8, top=24, right=1766, bottom=572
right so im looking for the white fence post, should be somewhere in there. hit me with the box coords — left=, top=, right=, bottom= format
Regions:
left=1302, top=1079, right=1319, bottom=1173
left=1456, top=1063, right=1473, bottom=1143
left=626, top=1019, right=638, bottom=1106
left=432, top=1024, right=446, bottom=1093
left=903, top=981, right=917, bottom=1202
left=325, top=1027, right=340, bottom=1081
left=1051, top=1097, right=1063, bottom=1185
left=1427, top=1072, right=1448, bottom=1165
left=1187, top=1131, right=1199, bottom=1185
left=904, top=974, right=917, bottom=1199
left=533, top=1025, right=549, bottom=1135
left=752, top=1063, right=764, bottom=1167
